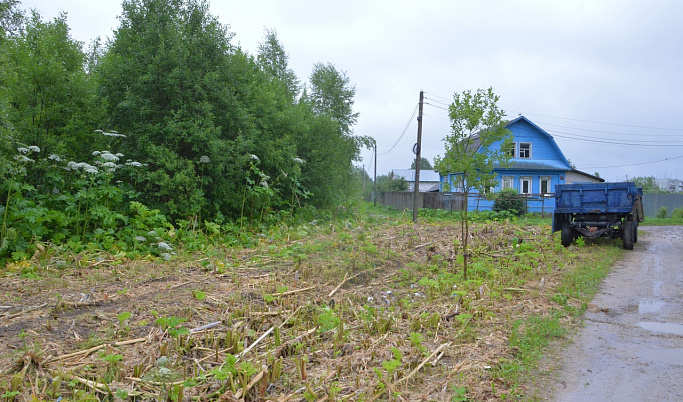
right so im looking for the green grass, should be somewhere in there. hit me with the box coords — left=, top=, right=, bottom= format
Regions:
left=640, top=217, right=683, bottom=226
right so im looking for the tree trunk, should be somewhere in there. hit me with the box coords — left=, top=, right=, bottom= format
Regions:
left=462, top=190, right=469, bottom=280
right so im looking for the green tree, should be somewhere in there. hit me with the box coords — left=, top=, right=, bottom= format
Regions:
left=257, top=28, right=300, bottom=100
left=376, top=174, right=408, bottom=194
left=632, top=176, right=662, bottom=193
left=308, top=62, right=359, bottom=136
left=296, top=63, right=368, bottom=207
left=5, top=10, right=103, bottom=161
left=433, top=87, right=512, bottom=279
left=0, top=0, right=22, bottom=38
left=410, top=157, right=433, bottom=170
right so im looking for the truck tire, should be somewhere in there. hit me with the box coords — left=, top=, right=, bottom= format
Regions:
left=622, top=221, right=634, bottom=250
left=561, top=221, right=573, bottom=247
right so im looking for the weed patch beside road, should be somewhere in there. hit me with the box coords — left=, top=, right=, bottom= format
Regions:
left=0, top=211, right=623, bottom=401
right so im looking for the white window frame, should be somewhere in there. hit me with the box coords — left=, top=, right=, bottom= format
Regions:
left=506, top=142, right=517, bottom=158
left=540, top=177, right=552, bottom=196
left=502, top=176, right=514, bottom=190
left=520, top=176, right=532, bottom=195
left=519, top=142, right=532, bottom=159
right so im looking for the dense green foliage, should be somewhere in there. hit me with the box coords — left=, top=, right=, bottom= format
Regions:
left=0, top=0, right=370, bottom=261
left=493, top=188, right=527, bottom=216
left=632, top=176, right=663, bottom=193
left=376, top=174, right=408, bottom=195
left=410, top=157, right=433, bottom=170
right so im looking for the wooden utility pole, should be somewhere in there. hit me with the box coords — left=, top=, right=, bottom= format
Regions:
left=412, top=91, right=424, bottom=222
left=373, top=142, right=377, bottom=206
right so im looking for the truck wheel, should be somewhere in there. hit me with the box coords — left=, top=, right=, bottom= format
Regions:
left=622, top=221, right=634, bottom=250
left=561, top=222, right=573, bottom=247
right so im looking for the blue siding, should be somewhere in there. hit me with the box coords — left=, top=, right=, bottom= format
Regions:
left=438, top=116, right=573, bottom=213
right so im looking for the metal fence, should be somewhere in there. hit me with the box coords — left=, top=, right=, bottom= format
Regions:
left=380, top=191, right=681, bottom=217
left=642, top=193, right=683, bottom=217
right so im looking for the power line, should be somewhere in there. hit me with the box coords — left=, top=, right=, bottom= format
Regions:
left=512, top=125, right=683, bottom=146
left=423, top=91, right=452, bottom=102
left=379, top=103, right=418, bottom=155
left=505, top=109, right=683, bottom=132
left=535, top=121, right=683, bottom=138
left=581, top=155, right=683, bottom=169
left=548, top=130, right=683, bottom=145
left=424, top=102, right=449, bottom=112
left=423, top=96, right=451, bottom=107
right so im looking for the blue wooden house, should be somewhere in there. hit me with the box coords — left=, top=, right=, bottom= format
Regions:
left=439, top=115, right=603, bottom=213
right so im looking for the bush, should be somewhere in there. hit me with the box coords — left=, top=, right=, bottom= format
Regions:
left=493, top=189, right=527, bottom=216
left=672, top=208, right=683, bottom=219
left=656, top=206, right=668, bottom=219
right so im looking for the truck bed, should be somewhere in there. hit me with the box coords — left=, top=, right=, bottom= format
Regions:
left=554, top=182, right=641, bottom=214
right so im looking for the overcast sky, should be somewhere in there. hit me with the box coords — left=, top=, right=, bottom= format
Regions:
left=19, top=0, right=683, bottom=182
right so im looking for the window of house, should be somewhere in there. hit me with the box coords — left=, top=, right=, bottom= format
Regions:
left=506, top=142, right=516, bottom=158
left=502, top=176, right=514, bottom=190
left=520, top=177, right=532, bottom=195
left=519, top=142, right=531, bottom=158
left=540, top=177, right=552, bottom=195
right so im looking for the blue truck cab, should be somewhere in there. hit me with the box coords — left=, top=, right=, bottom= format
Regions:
left=552, top=182, right=644, bottom=249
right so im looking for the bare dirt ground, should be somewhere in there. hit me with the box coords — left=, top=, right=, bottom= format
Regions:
left=532, top=226, right=683, bottom=401
left=0, top=218, right=611, bottom=401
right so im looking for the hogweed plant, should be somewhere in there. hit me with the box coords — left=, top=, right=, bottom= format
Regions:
left=0, top=130, right=175, bottom=262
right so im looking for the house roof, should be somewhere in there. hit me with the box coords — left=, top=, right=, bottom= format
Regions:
left=465, top=116, right=571, bottom=167
left=505, top=115, right=571, bottom=167
left=570, top=169, right=605, bottom=182
left=392, top=169, right=441, bottom=182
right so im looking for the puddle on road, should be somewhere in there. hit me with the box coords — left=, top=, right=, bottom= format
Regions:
left=640, top=348, right=683, bottom=365
left=638, top=321, right=683, bottom=336
left=638, top=299, right=666, bottom=315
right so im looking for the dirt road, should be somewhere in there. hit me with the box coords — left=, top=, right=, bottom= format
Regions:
left=536, top=226, right=683, bottom=401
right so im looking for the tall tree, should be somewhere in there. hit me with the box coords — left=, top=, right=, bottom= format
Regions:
left=434, top=87, right=512, bottom=279
left=99, top=0, right=309, bottom=219
left=410, top=157, right=433, bottom=170
left=0, top=0, right=22, bottom=38
left=257, top=28, right=300, bottom=100
left=308, top=62, right=359, bottom=136
left=5, top=9, right=103, bottom=161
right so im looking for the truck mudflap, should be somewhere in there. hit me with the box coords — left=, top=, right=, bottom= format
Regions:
left=552, top=213, right=565, bottom=233
left=633, top=194, right=645, bottom=223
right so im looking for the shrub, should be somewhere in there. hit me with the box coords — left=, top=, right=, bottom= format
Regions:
left=672, top=208, right=683, bottom=219
left=493, top=189, right=527, bottom=216
left=656, top=206, right=668, bottom=219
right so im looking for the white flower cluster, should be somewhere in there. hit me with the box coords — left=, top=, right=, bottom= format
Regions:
left=67, top=161, right=99, bottom=174
left=94, top=129, right=126, bottom=138
left=14, top=155, right=34, bottom=163
left=93, top=151, right=121, bottom=162
left=48, top=154, right=62, bottom=162
left=200, top=155, right=211, bottom=164
left=250, top=154, right=260, bottom=163
left=293, top=157, right=305, bottom=164
left=17, top=146, right=40, bottom=155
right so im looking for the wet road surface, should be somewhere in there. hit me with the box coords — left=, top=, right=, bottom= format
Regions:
left=541, top=226, right=683, bottom=401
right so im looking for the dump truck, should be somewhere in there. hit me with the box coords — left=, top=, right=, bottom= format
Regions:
left=552, top=182, right=644, bottom=249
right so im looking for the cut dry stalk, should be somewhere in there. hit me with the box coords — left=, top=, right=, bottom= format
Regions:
left=45, top=335, right=150, bottom=363
left=270, top=286, right=316, bottom=297
left=234, top=369, right=266, bottom=399
left=394, top=342, right=451, bottom=385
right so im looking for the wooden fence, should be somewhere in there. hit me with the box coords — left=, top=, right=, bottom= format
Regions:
left=380, top=191, right=555, bottom=214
